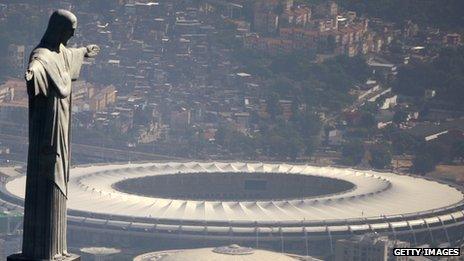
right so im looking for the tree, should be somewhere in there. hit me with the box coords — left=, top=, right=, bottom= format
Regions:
left=215, top=124, right=256, bottom=159
left=261, top=121, right=305, bottom=161
left=273, top=1, right=285, bottom=16
left=284, top=135, right=305, bottom=160
left=451, top=141, right=464, bottom=163
left=358, top=112, right=376, bottom=129
left=360, top=102, right=378, bottom=114
left=393, top=110, right=408, bottom=124
left=266, top=92, right=281, bottom=119
left=336, top=0, right=464, bottom=30
left=369, top=144, right=392, bottom=169
left=393, top=47, right=464, bottom=109
left=293, top=111, right=322, bottom=138
left=393, top=64, right=435, bottom=97
left=270, top=76, right=293, bottom=96
left=427, top=143, right=451, bottom=164
left=215, top=124, right=232, bottom=147
left=412, top=150, right=437, bottom=174
left=340, top=141, right=365, bottom=166
left=412, top=143, right=448, bottom=174
left=304, top=136, right=319, bottom=157
left=326, top=35, right=337, bottom=53
left=389, top=130, right=420, bottom=155
left=229, top=131, right=256, bottom=158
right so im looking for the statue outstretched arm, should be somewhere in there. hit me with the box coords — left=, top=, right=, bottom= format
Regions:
left=66, top=44, right=99, bottom=81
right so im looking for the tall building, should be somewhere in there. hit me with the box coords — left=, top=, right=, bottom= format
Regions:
left=335, top=235, right=410, bottom=261
left=278, top=99, right=293, bottom=120
left=443, top=33, right=462, bottom=46
left=253, top=0, right=293, bottom=34
left=170, top=108, right=191, bottom=130
left=313, top=1, right=338, bottom=18
left=89, top=85, right=117, bottom=112
left=281, top=5, right=311, bottom=28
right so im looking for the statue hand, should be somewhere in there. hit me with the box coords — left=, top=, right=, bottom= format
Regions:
left=85, top=44, right=100, bottom=58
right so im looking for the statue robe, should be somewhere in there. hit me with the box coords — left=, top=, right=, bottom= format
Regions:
left=22, top=44, right=85, bottom=260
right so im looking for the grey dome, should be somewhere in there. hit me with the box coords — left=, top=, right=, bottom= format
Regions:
left=134, top=245, right=299, bottom=261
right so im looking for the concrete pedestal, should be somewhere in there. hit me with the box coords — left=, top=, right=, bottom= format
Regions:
left=7, top=253, right=80, bottom=261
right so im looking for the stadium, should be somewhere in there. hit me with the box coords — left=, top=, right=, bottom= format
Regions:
left=1, top=162, right=464, bottom=257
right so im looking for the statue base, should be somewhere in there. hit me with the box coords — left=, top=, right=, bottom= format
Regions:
left=7, top=253, right=80, bottom=261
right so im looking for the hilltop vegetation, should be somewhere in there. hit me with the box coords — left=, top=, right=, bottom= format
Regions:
left=234, top=48, right=369, bottom=111
left=337, top=0, right=464, bottom=30
left=394, top=46, right=464, bottom=109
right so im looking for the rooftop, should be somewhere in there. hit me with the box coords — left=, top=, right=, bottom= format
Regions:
left=133, top=244, right=313, bottom=261
left=6, top=162, right=463, bottom=224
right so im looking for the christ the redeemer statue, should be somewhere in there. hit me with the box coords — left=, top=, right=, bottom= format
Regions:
left=8, top=10, right=99, bottom=261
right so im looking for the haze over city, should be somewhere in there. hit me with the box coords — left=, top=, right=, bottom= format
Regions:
left=0, top=0, right=463, bottom=260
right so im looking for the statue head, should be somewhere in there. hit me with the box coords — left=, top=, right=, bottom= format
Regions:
left=40, top=9, right=77, bottom=49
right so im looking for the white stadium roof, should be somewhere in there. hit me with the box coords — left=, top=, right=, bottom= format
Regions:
left=6, top=162, right=463, bottom=224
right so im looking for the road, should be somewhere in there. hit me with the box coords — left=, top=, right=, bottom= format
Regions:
left=0, top=133, right=183, bottom=163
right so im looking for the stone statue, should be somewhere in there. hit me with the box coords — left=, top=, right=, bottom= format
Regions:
left=8, top=10, right=99, bottom=261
